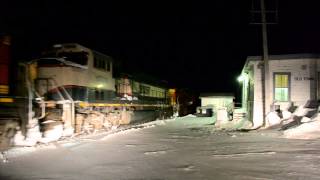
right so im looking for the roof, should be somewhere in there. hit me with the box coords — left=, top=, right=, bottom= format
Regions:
left=115, top=72, right=169, bottom=88
left=92, top=50, right=113, bottom=62
left=241, top=53, right=320, bottom=73
left=199, top=93, right=234, bottom=98
left=247, top=53, right=320, bottom=61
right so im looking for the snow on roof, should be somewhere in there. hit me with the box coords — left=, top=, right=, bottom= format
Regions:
left=199, top=93, right=234, bottom=98
left=240, top=53, right=320, bottom=72
left=247, top=53, right=320, bottom=61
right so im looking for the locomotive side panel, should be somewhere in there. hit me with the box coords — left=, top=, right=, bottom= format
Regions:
left=88, top=50, right=115, bottom=92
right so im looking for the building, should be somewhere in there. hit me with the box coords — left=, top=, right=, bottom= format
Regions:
left=200, top=93, right=234, bottom=110
left=239, top=54, right=320, bottom=128
left=198, top=93, right=234, bottom=118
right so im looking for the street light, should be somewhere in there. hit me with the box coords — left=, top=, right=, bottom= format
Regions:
left=237, top=73, right=248, bottom=83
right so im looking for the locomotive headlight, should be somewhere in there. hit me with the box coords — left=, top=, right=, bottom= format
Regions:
left=97, top=84, right=103, bottom=88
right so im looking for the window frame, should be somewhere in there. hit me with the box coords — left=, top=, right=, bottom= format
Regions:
left=273, top=72, right=291, bottom=102
left=93, top=57, right=109, bottom=71
left=107, top=61, right=111, bottom=72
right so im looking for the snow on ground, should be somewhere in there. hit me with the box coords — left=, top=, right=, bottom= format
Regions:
left=3, top=118, right=177, bottom=159
left=101, top=118, right=176, bottom=140
left=2, top=116, right=320, bottom=179
left=283, top=120, right=320, bottom=139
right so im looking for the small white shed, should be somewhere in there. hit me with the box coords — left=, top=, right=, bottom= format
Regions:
left=199, top=93, right=235, bottom=122
left=199, top=93, right=235, bottom=112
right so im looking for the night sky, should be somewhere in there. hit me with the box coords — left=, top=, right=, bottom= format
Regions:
left=2, top=0, right=320, bottom=99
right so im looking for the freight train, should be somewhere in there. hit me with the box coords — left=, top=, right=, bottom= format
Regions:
left=38, top=43, right=171, bottom=107
left=0, top=40, right=177, bottom=150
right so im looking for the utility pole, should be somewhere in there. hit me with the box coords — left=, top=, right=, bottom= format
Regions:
left=260, top=0, right=269, bottom=127
left=250, top=0, right=278, bottom=127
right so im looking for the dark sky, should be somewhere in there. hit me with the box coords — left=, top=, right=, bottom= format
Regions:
left=2, top=0, right=320, bottom=96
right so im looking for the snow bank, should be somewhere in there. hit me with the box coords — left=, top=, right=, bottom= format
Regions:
left=283, top=119, right=320, bottom=139
left=4, top=118, right=177, bottom=160
left=266, top=112, right=281, bottom=126
left=101, top=118, right=176, bottom=140
left=282, top=110, right=292, bottom=119
left=14, top=125, right=42, bottom=147
left=181, top=114, right=197, bottom=118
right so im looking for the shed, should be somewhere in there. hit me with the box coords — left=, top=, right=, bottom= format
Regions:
left=199, top=93, right=235, bottom=112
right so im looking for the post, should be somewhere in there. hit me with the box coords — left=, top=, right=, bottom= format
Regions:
left=260, top=0, right=269, bottom=127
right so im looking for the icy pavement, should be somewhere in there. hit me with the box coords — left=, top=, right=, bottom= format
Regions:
left=2, top=116, right=320, bottom=180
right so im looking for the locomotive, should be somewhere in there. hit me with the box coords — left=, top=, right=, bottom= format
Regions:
left=0, top=40, right=177, bottom=150
left=37, top=43, right=173, bottom=112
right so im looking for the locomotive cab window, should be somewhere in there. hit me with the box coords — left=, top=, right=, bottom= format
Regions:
left=58, top=51, right=88, bottom=66
left=94, top=57, right=111, bottom=72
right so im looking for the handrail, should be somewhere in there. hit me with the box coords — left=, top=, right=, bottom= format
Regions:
left=47, top=78, right=75, bottom=128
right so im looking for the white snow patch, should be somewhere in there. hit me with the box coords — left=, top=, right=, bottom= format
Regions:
left=101, top=127, right=143, bottom=140
left=175, top=164, right=195, bottom=172
left=181, top=114, right=197, bottom=118
left=13, top=124, right=42, bottom=147
left=5, top=118, right=176, bottom=159
left=125, top=144, right=137, bottom=147
left=43, top=124, right=63, bottom=139
left=39, top=123, right=64, bottom=144
left=282, top=110, right=292, bottom=119
left=293, top=106, right=310, bottom=117
left=211, top=151, right=276, bottom=158
left=283, top=120, right=320, bottom=139
left=4, top=144, right=57, bottom=159
left=144, top=150, right=167, bottom=155
left=62, top=127, right=74, bottom=137
left=266, top=112, right=281, bottom=126
left=301, top=116, right=312, bottom=123
left=13, top=131, right=26, bottom=146
left=101, top=118, right=175, bottom=140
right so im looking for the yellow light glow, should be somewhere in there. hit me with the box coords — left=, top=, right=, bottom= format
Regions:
left=169, top=89, right=176, bottom=93
left=97, top=84, right=103, bottom=88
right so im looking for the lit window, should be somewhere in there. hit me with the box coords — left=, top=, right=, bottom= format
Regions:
left=140, top=85, right=150, bottom=95
left=274, top=73, right=290, bottom=101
